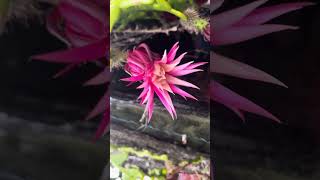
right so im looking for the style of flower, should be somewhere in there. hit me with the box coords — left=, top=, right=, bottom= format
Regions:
left=122, top=42, right=206, bottom=122
left=209, top=0, right=313, bottom=121
left=32, top=0, right=110, bottom=139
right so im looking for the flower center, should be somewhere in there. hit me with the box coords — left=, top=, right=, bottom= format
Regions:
left=152, top=63, right=166, bottom=81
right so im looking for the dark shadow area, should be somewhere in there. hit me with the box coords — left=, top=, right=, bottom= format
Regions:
left=213, top=1, right=320, bottom=180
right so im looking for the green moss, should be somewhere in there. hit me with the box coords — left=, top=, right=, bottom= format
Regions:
left=111, top=144, right=209, bottom=179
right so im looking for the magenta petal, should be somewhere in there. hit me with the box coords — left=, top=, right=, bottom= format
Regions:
left=146, top=88, right=154, bottom=122
left=211, top=52, right=287, bottom=87
left=237, top=2, right=315, bottom=26
left=153, top=85, right=175, bottom=119
left=53, top=64, right=77, bottom=78
left=170, top=69, right=203, bottom=76
left=60, top=0, right=107, bottom=31
left=167, top=42, right=179, bottom=63
left=85, top=90, right=109, bottom=120
left=93, top=108, right=110, bottom=140
left=213, top=0, right=268, bottom=31
left=32, top=38, right=108, bottom=63
left=168, top=52, right=189, bottom=68
left=121, top=74, right=144, bottom=82
left=211, top=81, right=280, bottom=122
left=46, top=8, right=70, bottom=46
left=211, top=0, right=225, bottom=12
left=166, top=75, right=200, bottom=89
left=185, top=62, right=208, bottom=70
left=213, top=24, right=298, bottom=45
left=84, top=67, right=111, bottom=86
left=170, top=85, right=197, bottom=100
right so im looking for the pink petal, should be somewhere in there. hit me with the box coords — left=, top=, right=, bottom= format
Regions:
left=213, top=0, right=268, bottom=31
left=185, top=62, right=208, bottom=70
left=153, top=85, right=176, bottom=119
left=53, top=64, right=77, bottom=78
left=170, top=85, right=197, bottom=100
left=121, top=74, right=144, bottom=82
left=237, top=2, right=315, bottom=26
left=138, top=43, right=159, bottom=60
left=32, top=38, right=108, bottom=63
left=166, top=74, right=199, bottom=89
left=170, top=61, right=194, bottom=73
left=167, top=42, right=179, bottom=63
left=170, top=69, right=203, bottom=76
left=46, top=8, right=70, bottom=46
left=211, top=52, right=287, bottom=87
left=85, top=90, right=109, bottom=120
left=146, top=87, right=154, bottom=122
left=61, top=0, right=107, bottom=33
left=211, top=0, right=225, bottom=12
left=93, top=107, right=110, bottom=140
left=84, top=67, right=111, bottom=86
left=213, top=24, right=298, bottom=45
left=65, top=23, right=98, bottom=47
left=211, top=81, right=280, bottom=122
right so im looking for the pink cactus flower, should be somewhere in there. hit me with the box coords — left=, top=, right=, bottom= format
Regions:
left=209, top=0, right=313, bottom=121
left=32, top=0, right=110, bottom=139
left=122, top=42, right=207, bottom=122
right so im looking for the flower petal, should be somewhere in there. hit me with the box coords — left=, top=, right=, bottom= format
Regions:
left=236, top=2, right=315, bottom=26
left=85, top=90, right=109, bottom=120
left=213, top=24, right=298, bottom=45
left=167, top=42, right=179, bottom=63
left=213, top=0, right=268, bottom=31
left=211, top=52, right=287, bottom=87
left=32, top=38, right=108, bottom=63
left=84, top=67, right=111, bottom=86
left=166, top=74, right=199, bottom=89
left=170, top=85, right=197, bottom=100
left=211, top=81, right=280, bottom=122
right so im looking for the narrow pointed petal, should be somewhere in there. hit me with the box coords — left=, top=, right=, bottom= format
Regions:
left=93, top=108, right=110, bottom=140
left=53, top=64, right=77, bottom=78
left=46, top=8, right=70, bottom=46
left=211, top=0, right=225, bottom=12
left=153, top=86, right=175, bottom=119
left=211, top=52, right=287, bottom=87
left=237, top=2, right=315, bottom=26
left=185, top=62, right=208, bottom=70
left=226, top=105, right=246, bottom=121
left=213, top=0, right=268, bottom=31
left=84, top=67, right=111, bottom=86
left=170, top=85, right=197, bottom=100
left=121, top=74, right=144, bottom=82
left=213, top=24, right=298, bottom=45
left=138, top=43, right=157, bottom=61
left=59, top=0, right=106, bottom=38
left=142, top=87, right=152, bottom=104
left=138, top=85, right=149, bottom=100
left=85, top=91, right=109, bottom=120
left=163, top=52, right=188, bottom=72
left=146, top=88, right=154, bottom=122
left=170, top=69, right=203, bottom=76
left=167, top=42, right=179, bottom=63
left=166, top=74, right=200, bottom=89
left=160, top=50, right=168, bottom=63
left=162, top=90, right=177, bottom=118
left=32, top=39, right=108, bottom=63
left=210, top=81, right=280, bottom=122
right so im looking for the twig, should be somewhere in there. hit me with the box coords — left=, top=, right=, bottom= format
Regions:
left=112, top=26, right=180, bottom=35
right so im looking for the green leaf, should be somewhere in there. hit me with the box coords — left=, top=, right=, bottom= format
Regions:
left=122, top=167, right=144, bottom=180
left=110, top=151, right=128, bottom=167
